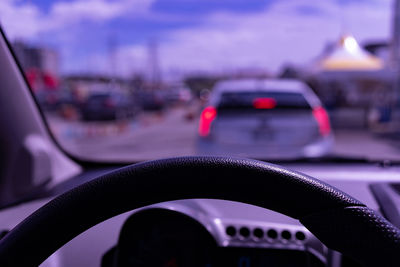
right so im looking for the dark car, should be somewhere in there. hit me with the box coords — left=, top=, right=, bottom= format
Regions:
left=34, top=90, right=60, bottom=111
left=80, top=92, right=137, bottom=121
left=135, top=91, right=165, bottom=111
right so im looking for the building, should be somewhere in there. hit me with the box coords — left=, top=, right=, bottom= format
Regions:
left=12, top=41, right=59, bottom=75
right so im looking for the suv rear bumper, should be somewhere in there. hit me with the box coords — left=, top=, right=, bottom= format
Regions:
left=196, top=135, right=334, bottom=159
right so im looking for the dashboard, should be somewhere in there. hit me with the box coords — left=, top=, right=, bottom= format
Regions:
left=95, top=162, right=400, bottom=267
left=1, top=162, right=400, bottom=267
left=100, top=208, right=325, bottom=267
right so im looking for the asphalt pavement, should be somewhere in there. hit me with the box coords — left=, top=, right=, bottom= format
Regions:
left=47, top=106, right=400, bottom=162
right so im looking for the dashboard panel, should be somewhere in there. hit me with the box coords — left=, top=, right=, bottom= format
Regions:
left=101, top=209, right=325, bottom=267
left=1, top=163, right=400, bottom=267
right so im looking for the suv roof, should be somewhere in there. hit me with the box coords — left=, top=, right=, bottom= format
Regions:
left=213, top=79, right=310, bottom=93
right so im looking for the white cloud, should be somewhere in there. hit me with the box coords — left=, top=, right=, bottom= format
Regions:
left=117, top=0, right=393, bottom=76
left=0, top=0, right=153, bottom=39
left=51, top=0, right=126, bottom=21
left=46, top=0, right=152, bottom=29
left=0, top=0, right=42, bottom=39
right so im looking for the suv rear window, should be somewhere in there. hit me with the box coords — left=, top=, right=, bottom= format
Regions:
left=217, top=92, right=311, bottom=110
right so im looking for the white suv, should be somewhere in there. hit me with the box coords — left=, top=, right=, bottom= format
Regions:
left=197, top=79, right=334, bottom=159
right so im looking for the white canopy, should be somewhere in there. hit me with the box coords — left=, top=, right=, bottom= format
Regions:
left=319, top=35, right=383, bottom=71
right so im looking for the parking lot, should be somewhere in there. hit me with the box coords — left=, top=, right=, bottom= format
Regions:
left=47, top=106, right=400, bottom=162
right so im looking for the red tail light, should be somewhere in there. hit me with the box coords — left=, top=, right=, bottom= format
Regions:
left=199, top=106, right=217, bottom=137
left=312, top=106, right=331, bottom=136
left=253, top=98, right=276, bottom=109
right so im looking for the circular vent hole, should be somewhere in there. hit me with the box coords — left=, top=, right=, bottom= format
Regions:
left=253, top=228, right=264, bottom=239
left=281, top=230, right=292, bottom=240
left=226, top=226, right=236, bottom=237
left=239, top=227, right=250, bottom=238
left=267, top=229, right=278, bottom=239
left=295, top=231, right=306, bottom=241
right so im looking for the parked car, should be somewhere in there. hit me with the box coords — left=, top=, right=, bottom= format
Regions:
left=162, top=87, right=192, bottom=105
left=197, top=79, right=334, bottom=159
left=135, top=91, right=165, bottom=111
left=80, top=92, right=137, bottom=121
left=34, top=90, right=60, bottom=111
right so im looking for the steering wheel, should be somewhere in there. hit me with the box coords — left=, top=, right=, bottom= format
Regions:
left=0, top=157, right=399, bottom=266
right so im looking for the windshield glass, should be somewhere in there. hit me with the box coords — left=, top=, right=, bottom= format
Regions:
left=1, top=0, right=399, bottom=162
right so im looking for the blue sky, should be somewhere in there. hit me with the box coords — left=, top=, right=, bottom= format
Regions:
left=0, top=0, right=394, bottom=78
left=151, top=0, right=272, bottom=14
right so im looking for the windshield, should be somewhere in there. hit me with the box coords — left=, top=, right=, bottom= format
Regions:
left=1, top=0, right=399, bottom=162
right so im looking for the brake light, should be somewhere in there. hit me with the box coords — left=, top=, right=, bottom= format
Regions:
left=199, top=106, right=217, bottom=137
left=253, top=98, right=276, bottom=109
left=312, top=106, right=331, bottom=136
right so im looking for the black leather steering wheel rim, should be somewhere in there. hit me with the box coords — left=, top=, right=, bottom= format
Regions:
left=0, top=156, right=399, bottom=266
